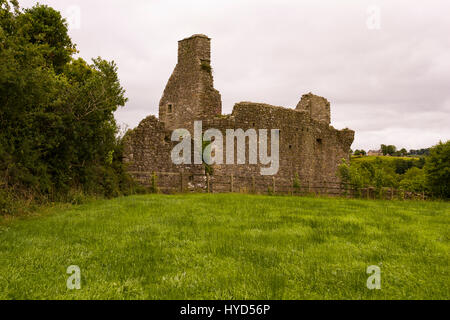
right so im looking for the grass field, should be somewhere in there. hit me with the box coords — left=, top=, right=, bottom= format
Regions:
left=351, top=155, right=421, bottom=162
left=0, top=194, right=448, bottom=300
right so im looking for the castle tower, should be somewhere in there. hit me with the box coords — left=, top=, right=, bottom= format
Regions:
left=159, top=34, right=222, bottom=131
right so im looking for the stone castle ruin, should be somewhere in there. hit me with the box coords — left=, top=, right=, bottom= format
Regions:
left=123, top=34, right=355, bottom=194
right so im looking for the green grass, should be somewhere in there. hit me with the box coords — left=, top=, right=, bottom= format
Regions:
left=0, top=194, right=448, bottom=300
left=352, top=155, right=420, bottom=162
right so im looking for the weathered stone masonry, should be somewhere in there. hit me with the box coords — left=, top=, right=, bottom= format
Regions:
left=123, top=34, right=355, bottom=194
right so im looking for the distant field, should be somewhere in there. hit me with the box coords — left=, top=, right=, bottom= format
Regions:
left=0, top=194, right=448, bottom=300
left=351, top=156, right=421, bottom=162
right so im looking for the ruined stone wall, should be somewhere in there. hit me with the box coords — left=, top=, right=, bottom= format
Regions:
left=200, top=102, right=354, bottom=193
left=123, top=115, right=206, bottom=192
left=124, top=102, right=354, bottom=195
left=124, top=34, right=355, bottom=196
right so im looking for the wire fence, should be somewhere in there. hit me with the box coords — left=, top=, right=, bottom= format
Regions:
left=128, top=171, right=428, bottom=200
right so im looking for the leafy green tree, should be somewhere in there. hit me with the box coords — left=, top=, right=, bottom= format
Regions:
left=424, top=141, right=450, bottom=198
left=381, top=144, right=397, bottom=156
left=17, top=4, right=76, bottom=73
left=393, top=158, right=414, bottom=174
left=399, top=167, right=427, bottom=193
left=339, top=157, right=402, bottom=197
left=0, top=1, right=133, bottom=212
left=381, top=144, right=387, bottom=156
left=399, top=148, right=408, bottom=156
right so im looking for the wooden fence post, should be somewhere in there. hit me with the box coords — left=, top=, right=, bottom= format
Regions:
left=149, top=172, right=154, bottom=192
left=272, top=176, right=276, bottom=194
left=180, top=172, right=184, bottom=193
left=152, top=171, right=158, bottom=194
left=206, top=173, right=210, bottom=193
left=252, top=176, right=256, bottom=194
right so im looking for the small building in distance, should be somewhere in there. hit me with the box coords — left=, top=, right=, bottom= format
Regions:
left=367, top=150, right=383, bottom=156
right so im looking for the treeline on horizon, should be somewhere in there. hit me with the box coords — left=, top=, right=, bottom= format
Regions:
left=353, top=145, right=430, bottom=157
left=0, top=1, right=142, bottom=215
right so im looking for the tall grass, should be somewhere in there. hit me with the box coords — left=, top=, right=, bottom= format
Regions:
left=0, top=194, right=448, bottom=300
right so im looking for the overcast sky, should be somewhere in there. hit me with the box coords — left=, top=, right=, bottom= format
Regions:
left=20, top=0, right=450, bottom=150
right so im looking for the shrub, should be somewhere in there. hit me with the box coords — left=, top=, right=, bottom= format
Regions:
left=424, top=141, right=450, bottom=199
left=399, top=167, right=428, bottom=193
left=200, top=60, right=212, bottom=73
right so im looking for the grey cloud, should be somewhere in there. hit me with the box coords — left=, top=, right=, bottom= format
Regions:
left=19, top=0, right=450, bottom=150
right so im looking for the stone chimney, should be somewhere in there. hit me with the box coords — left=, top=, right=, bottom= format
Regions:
left=159, top=34, right=222, bottom=131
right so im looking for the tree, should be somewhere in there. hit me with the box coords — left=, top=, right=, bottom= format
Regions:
left=338, top=158, right=399, bottom=196
left=381, top=144, right=396, bottom=156
left=381, top=144, right=387, bottom=155
left=399, top=167, right=427, bottom=193
left=0, top=1, right=131, bottom=210
left=424, top=141, right=450, bottom=198
left=16, top=4, right=76, bottom=73
left=393, top=158, right=414, bottom=174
